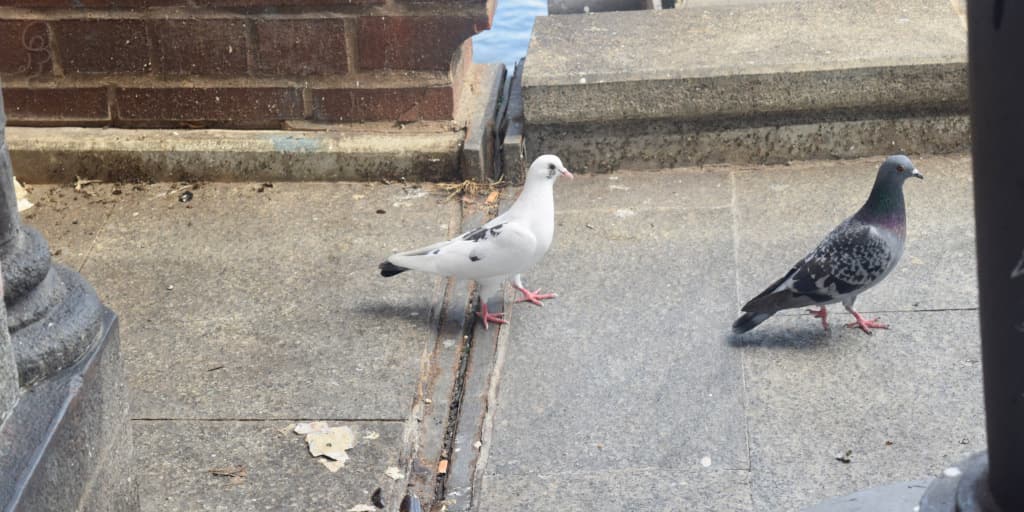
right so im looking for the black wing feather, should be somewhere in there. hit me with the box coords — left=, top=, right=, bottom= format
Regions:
left=742, top=220, right=893, bottom=313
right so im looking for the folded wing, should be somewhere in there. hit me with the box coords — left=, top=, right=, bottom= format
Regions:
left=742, top=221, right=893, bottom=314
left=386, top=218, right=537, bottom=280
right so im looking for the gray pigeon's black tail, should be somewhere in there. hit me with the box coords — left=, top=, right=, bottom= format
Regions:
left=732, top=311, right=773, bottom=334
left=379, top=261, right=409, bottom=277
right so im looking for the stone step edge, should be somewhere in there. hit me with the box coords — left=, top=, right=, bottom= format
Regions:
left=6, top=126, right=465, bottom=184
left=522, top=62, right=967, bottom=126
left=523, top=112, right=969, bottom=173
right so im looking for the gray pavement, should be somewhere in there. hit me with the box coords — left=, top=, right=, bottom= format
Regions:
left=26, top=181, right=462, bottom=511
left=21, top=153, right=982, bottom=511
left=474, top=154, right=982, bottom=511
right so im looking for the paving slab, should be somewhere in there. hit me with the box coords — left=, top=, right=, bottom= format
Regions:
left=474, top=167, right=749, bottom=509
left=734, top=154, right=976, bottom=315
left=554, top=166, right=733, bottom=213
left=735, top=310, right=984, bottom=511
left=24, top=181, right=463, bottom=510
left=20, top=183, right=121, bottom=272
left=68, top=182, right=456, bottom=420
left=490, top=215, right=745, bottom=472
left=801, top=479, right=931, bottom=512
left=478, top=467, right=753, bottom=511
left=134, top=420, right=406, bottom=512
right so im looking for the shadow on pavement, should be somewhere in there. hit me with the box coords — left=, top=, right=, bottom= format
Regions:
left=727, top=324, right=833, bottom=349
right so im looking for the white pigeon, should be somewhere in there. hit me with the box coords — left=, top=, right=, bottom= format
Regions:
left=380, top=155, right=573, bottom=328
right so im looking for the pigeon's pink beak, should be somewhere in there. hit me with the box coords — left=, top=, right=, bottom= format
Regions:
left=561, top=168, right=574, bottom=179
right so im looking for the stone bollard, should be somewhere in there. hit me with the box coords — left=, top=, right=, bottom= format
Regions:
left=0, top=261, right=16, bottom=423
left=0, top=83, right=137, bottom=509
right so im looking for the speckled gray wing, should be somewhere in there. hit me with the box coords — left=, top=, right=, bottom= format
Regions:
left=742, top=219, right=896, bottom=314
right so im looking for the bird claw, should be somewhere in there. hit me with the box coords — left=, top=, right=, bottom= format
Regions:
left=845, top=317, right=889, bottom=335
left=475, top=310, right=507, bottom=330
left=806, top=307, right=830, bottom=331
left=515, top=287, right=557, bottom=307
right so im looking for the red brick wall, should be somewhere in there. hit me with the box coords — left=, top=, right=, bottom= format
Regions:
left=0, top=0, right=493, bottom=128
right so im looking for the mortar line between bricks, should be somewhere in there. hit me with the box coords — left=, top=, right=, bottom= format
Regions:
left=130, top=418, right=407, bottom=423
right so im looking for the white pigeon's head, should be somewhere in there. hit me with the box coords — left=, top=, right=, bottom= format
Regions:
left=526, top=155, right=572, bottom=185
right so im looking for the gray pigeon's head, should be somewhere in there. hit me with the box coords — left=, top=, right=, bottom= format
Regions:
left=877, top=155, right=924, bottom=186
left=526, top=155, right=573, bottom=184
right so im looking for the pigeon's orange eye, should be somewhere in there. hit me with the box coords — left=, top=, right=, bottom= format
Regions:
left=896, top=165, right=905, bottom=172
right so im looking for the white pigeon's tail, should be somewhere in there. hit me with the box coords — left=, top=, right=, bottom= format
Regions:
left=383, top=250, right=443, bottom=275
left=380, top=240, right=451, bottom=276
left=732, top=311, right=773, bottom=334
left=379, top=260, right=409, bottom=277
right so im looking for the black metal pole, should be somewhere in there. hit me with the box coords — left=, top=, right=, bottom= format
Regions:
left=969, top=1, right=1024, bottom=509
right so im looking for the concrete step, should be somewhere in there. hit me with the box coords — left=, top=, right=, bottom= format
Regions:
left=5, top=57, right=510, bottom=183
left=6, top=124, right=464, bottom=183
left=522, top=0, right=968, bottom=172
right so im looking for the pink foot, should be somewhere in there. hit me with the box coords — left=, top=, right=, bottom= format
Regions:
left=845, top=310, right=889, bottom=335
left=806, top=306, right=829, bottom=331
left=514, top=286, right=558, bottom=307
left=475, top=302, right=507, bottom=330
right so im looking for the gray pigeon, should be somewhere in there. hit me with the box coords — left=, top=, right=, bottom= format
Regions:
left=733, top=155, right=923, bottom=334
left=380, top=155, right=572, bottom=328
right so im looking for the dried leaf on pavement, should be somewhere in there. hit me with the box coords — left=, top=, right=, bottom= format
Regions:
left=73, top=176, right=102, bottom=191
left=294, top=422, right=329, bottom=435
left=293, top=422, right=357, bottom=471
left=14, top=177, right=32, bottom=212
left=307, top=426, right=355, bottom=462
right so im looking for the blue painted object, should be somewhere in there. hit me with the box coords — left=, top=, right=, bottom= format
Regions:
left=472, top=0, right=548, bottom=67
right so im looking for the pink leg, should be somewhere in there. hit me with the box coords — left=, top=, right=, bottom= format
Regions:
left=475, top=302, right=507, bottom=330
left=844, top=308, right=889, bottom=335
left=806, top=306, right=829, bottom=331
left=514, top=285, right=558, bottom=307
